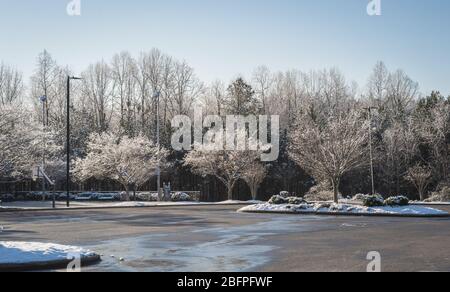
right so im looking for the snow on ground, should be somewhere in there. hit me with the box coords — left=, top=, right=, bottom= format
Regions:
left=239, top=202, right=449, bottom=216
left=0, top=200, right=257, bottom=210
left=411, top=201, right=450, bottom=206
left=0, top=242, right=96, bottom=265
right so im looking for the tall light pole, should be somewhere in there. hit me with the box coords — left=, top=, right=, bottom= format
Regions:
left=153, top=90, right=162, bottom=200
left=39, top=95, right=47, bottom=193
left=365, top=107, right=378, bottom=195
left=66, top=76, right=82, bottom=208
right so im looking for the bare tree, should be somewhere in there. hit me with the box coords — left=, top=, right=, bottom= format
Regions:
left=367, top=61, right=389, bottom=108
left=82, top=61, right=114, bottom=132
left=381, top=119, right=419, bottom=194
left=252, top=66, right=272, bottom=114
left=289, top=110, right=369, bottom=203
left=386, top=69, right=419, bottom=118
left=111, top=51, right=138, bottom=135
left=0, top=62, right=23, bottom=106
left=418, top=100, right=450, bottom=181
left=202, top=80, right=226, bottom=116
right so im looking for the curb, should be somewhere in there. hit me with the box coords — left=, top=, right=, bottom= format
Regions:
left=239, top=209, right=450, bottom=218
left=0, top=254, right=101, bottom=272
left=0, top=203, right=253, bottom=213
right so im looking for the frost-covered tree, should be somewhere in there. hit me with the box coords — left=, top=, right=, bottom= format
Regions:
left=0, top=104, right=64, bottom=181
left=73, top=133, right=168, bottom=200
left=289, top=110, right=369, bottom=203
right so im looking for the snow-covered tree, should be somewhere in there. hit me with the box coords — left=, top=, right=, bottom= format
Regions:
left=185, top=144, right=262, bottom=201
left=289, top=110, right=369, bottom=203
left=73, top=133, right=168, bottom=200
left=405, top=164, right=432, bottom=201
left=0, top=104, right=64, bottom=181
left=242, top=162, right=267, bottom=201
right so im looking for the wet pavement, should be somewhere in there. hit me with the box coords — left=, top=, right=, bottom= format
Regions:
left=0, top=205, right=449, bottom=272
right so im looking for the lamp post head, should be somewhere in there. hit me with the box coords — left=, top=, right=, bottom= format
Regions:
left=40, top=95, right=47, bottom=103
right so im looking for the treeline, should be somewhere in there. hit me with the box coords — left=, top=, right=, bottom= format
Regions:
left=0, top=49, right=449, bottom=201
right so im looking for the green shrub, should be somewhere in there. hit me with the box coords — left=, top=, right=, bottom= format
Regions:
left=171, top=192, right=192, bottom=202
left=384, top=196, right=409, bottom=206
left=362, top=194, right=384, bottom=207
left=269, top=195, right=288, bottom=205
left=287, top=197, right=306, bottom=205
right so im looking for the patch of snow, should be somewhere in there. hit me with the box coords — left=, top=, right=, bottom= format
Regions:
left=216, top=200, right=263, bottom=205
left=0, top=242, right=96, bottom=265
left=239, top=202, right=448, bottom=216
left=411, top=201, right=450, bottom=206
left=0, top=200, right=260, bottom=211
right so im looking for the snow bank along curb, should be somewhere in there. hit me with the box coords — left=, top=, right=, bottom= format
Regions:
left=0, top=201, right=258, bottom=213
left=0, top=242, right=101, bottom=272
left=238, top=203, right=450, bottom=218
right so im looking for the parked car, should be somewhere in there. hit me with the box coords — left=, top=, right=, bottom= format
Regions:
left=97, top=193, right=120, bottom=201
left=75, top=192, right=98, bottom=201
left=57, top=193, right=77, bottom=200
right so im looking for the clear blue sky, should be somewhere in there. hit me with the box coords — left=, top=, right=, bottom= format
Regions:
left=1, top=0, right=449, bottom=95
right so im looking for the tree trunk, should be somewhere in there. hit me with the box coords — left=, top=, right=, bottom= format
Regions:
left=332, top=178, right=340, bottom=204
left=227, top=182, right=234, bottom=201
left=251, top=185, right=258, bottom=201
left=419, top=187, right=427, bottom=201
left=123, top=185, right=130, bottom=201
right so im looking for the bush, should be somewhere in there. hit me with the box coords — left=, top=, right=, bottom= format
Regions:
left=269, top=195, right=306, bottom=205
left=268, top=195, right=288, bottom=205
left=287, top=197, right=306, bottom=205
left=352, top=194, right=368, bottom=201
left=304, top=181, right=338, bottom=202
left=135, top=192, right=159, bottom=202
left=362, top=194, right=384, bottom=207
left=171, top=192, right=192, bottom=202
left=304, top=191, right=335, bottom=202
left=425, top=186, right=450, bottom=202
left=279, top=191, right=290, bottom=198
left=384, top=196, right=409, bottom=206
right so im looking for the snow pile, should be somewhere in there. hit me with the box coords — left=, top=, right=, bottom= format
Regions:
left=239, top=202, right=448, bottom=216
left=0, top=242, right=96, bottom=265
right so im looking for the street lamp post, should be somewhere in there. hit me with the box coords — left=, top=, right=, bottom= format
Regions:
left=39, top=95, right=47, bottom=195
left=66, top=76, right=82, bottom=208
left=153, top=90, right=162, bottom=201
left=365, top=107, right=378, bottom=195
